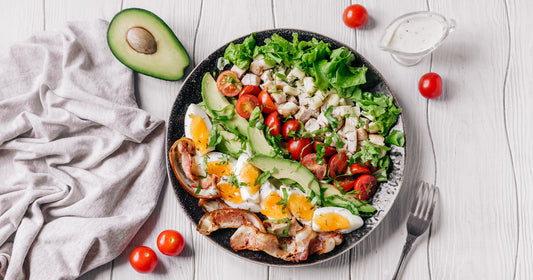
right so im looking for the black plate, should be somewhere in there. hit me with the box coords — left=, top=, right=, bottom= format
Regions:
left=166, top=29, right=405, bottom=266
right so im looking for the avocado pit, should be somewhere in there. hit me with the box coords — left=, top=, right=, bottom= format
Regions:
left=126, top=26, right=157, bottom=54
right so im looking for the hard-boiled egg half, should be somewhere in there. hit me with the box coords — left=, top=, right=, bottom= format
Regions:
left=312, top=207, right=363, bottom=234
left=184, top=104, right=214, bottom=156
left=284, top=186, right=315, bottom=225
left=260, top=182, right=290, bottom=220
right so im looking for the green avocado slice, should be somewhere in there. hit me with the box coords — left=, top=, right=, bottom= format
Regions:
left=107, top=8, right=189, bottom=81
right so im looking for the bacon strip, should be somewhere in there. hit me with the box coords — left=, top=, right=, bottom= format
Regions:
left=197, top=209, right=266, bottom=235
left=309, top=232, right=343, bottom=255
left=198, top=198, right=231, bottom=212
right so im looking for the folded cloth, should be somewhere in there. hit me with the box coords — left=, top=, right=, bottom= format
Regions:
left=0, top=20, right=166, bottom=279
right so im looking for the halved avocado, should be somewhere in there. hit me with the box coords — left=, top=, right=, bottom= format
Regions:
left=107, top=8, right=189, bottom=81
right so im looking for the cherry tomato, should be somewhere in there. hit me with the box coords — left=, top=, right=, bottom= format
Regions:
left=353, top=174, right=378, bottom=201
left=157, top=230, right=185, bottom=256
left=130, top=246, right=158, bottom=273
left=282, top=119, right=301, bottom=141
left=258, top=90, right=277, bottom=114
left=335, top=175, right=356, bottom=192
left=301, top=153, right=327, bottom=180
left=343, top=4, right=368, bottom=29
left=313, top=141, right=337, bottom=158
left=349, top=163, right=371, bottom=175
left=418, top=72, right=442, bottom=99
left=287, top=138, right=313, bottom=161
left=238, top=85, right=261, bottom=98
left=328, top=152, right=348, bottom=178
left=265, top=111, right=281, bottom=136
left=216, top=70, right=242, bottom=97
left=236, top=94, right=260, bottom=119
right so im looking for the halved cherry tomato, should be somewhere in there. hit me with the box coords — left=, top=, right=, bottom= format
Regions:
left=238, top=85, right=261, bottom=98
left=157, top=230, right=185, bottom=256
left=287, top=138, right=313, bottom=161
left=216, top=70, right=242, bottom=97
left=349, top=163, right=371, bottom=175
left=265, top=111, right=281, bottom=136
left=301, top=153, right=327, bottom=180
left=418, top=72, right=442, bottom=99
left=282, top=119, right=301, bottom=141
left=313, top=141, right=337, bottom=158
left=328, top=152, right=348, bottom=178
left=343, top=4, right=368, bottom=29
left=236, top=94, right=260, bottom=119
left=258, top=90, right=277, bottom=114
left=130, top=246, right=158, bottom=273
left=335, top=175, right=356, bottom=192
left=353, top=174, right=378, bottom=201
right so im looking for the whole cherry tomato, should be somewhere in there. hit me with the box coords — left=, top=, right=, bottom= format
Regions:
left=265, top=111, right=281, bottom=136
left=301, top=153, right=327, bottom=180
left=343, top=4, right=368, bottom=29
left=130, top=246, right=158, bottom=273
left=236, top=94, right=260, bottom=119
left=216, top=70, right=242, bottom=97
left=238, top=85, right=261, bottom=98
left=349, top=163, right=371, bottom=175
left=328, top=152, right=348, bottom=178
left=157, top=230, right=185, bottom=256
left=353, top=174, right=378, bottom=201
left=282, top=119, right=301, bottom=141
left=257, top=90, right=277, bottom=114
left=287, top=138, right=313, bottom=161
left=418, top=72, right=442, bottom=99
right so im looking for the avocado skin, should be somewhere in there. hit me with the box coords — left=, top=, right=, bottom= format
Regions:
left=107, top=8, right=190, bottom=81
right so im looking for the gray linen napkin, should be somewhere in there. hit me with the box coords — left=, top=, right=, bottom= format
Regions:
left=0, top=20, right=166, bottom=279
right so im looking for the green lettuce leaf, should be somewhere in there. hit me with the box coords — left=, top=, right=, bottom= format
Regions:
left=223, top=33, right=256, bottom=69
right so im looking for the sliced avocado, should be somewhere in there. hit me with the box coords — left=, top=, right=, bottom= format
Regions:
left=247, top=126, right=275, bottom=157
left=321, top=183, right=376, bottom=214
left=107, top=8, right=189, bottom=81
left=216, top=129, right=243, bottom=158
left=248, top=155, right=321, bottom=204
left=201, top=73, right=249, bottom=138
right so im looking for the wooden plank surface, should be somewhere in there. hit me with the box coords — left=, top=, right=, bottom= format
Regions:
left=0, top=0, right=531, bottom=279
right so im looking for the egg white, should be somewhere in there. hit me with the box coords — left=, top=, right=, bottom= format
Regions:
left=191, top=152, right=235, bottom=178
left=282, top=186, right=315, bottom=225
left=184, top=104, right=214, bottom=156
left=311, top=206, right=363, bottom=234
left=234, top=153, right=261, bottom=204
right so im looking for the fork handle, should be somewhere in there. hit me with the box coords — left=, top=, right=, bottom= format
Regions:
left=392, top=234, right=418, bottom=280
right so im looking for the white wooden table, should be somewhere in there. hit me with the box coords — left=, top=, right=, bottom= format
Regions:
left=2, top=0, right=531, bottom=279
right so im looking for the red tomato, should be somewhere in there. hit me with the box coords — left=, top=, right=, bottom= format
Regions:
left=349, top=163, right=371, bottom=175
left=236, top=94, right=260, bottom=119
left=130, top=246, right=158, bottom=273
left=343, top=4, right=368, bottom=29
left=353, top=174, right=378, bottom=201
left=287, top=138, right=313, bottom=161
left=335, top=175, right=356, bottom=192
left=265, top=111, right=281, bottom=136
left=313, top=141, right=337, bottom=158
left=328, top=152, right=348, bottom=178
left=301, top=153, right=327, bottom=180
left=418, top=72, right=442, bottom=99
left=157, top=230, right=185, bottom=256
left=282, top=119, right=301, bottom=141
left=238, top=85, right=261, bottom=98
left=216, top=70, right=242, bottom=97
left=258, top=90, right=277, bottom=114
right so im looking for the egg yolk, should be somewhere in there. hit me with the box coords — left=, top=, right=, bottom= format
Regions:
left=218, top=183, right=243, bottom=204
left=314, top=213, right=350, bottom=232
left=260, top=192, right=290, bottom=220
left=189, top=114, right=210, bottom=154
left=239, top=163, right=261, bottom=195
left=206, top=161, right=232, bottom=177
left=287, top=193, right=315, bottom=222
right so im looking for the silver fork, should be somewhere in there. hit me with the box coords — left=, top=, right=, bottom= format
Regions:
left=392, top=181, right=439, bottom=280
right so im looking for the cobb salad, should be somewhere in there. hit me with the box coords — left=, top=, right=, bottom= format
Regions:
left=169, top=32, right=403, bottom=262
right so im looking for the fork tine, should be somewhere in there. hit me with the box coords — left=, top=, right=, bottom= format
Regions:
left=411, top=181, right=425, bottom=214
left=415, top=182, right=429, bottom=217
left=424, top=185, right=439, bottom=220
left=420, top=184, right=434, bottom=219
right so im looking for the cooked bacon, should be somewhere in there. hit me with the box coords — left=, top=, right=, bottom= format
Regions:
left=309, top=232, right=343, bottom=255
left=198, top=198, right=230, bottom=212
left=231, top=225, right=286, bottom=258
left=169, top=137, right=220, bottom=199
left=263, top=217, right=303, bottom=237
left=197, top=209, right=266, bottom=235
left=281, top=225, right=317, bottom=262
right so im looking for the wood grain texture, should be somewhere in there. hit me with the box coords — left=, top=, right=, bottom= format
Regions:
left=428, top=0, right=518, bottom=278
left=0, top=0, right=43, bottom=48
left=505, top=0, right=533, bottom=279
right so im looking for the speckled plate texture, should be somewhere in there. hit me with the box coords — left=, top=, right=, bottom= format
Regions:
left=166, top=29, right=405, bottom=266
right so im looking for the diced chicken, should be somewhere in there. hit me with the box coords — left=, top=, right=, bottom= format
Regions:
left=338, top=98, right=354, bottom=106
left=231, top=65, right=247, bottom=79
left=360, top=117, right=370, bottom=130
left=261, top=70, right=273, bottom=82
left=287, top=96, right=299, bottom=105
left=309, top=90, right=329, bottom=110
left=278, top=102, right=299, bottom=117
left=197, top=209, right=266, bottom=235
left=286, top=67, right=305, bottom=82
left=356, top=127, right=368, bottom=141
left=303, top=77, right=315, bottom=94
left=249, top=55, right=274, bottom=76
left=338, top=126, right=358, bottom=155
left=270, top=92, right=287, bottom=105
left=332, top=105, right=357, bottom=119
left=241, top=73, right=261, bottom=86
left=369, top=134, right=385, bottom=146
left=298, top=91, right=312, bottom=107
left=344, top=116, right=360, bottom=130
left=316, top=112, right=329, bottom=128
left=283, top=84, right=299, bottom=96
left=323, top=93, right=340, bottom=108
left=295, top=107, right=319, bottom=123
left=305, top=118, right=320, bottom=132
left=261, top=80, right=275, bottom=92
